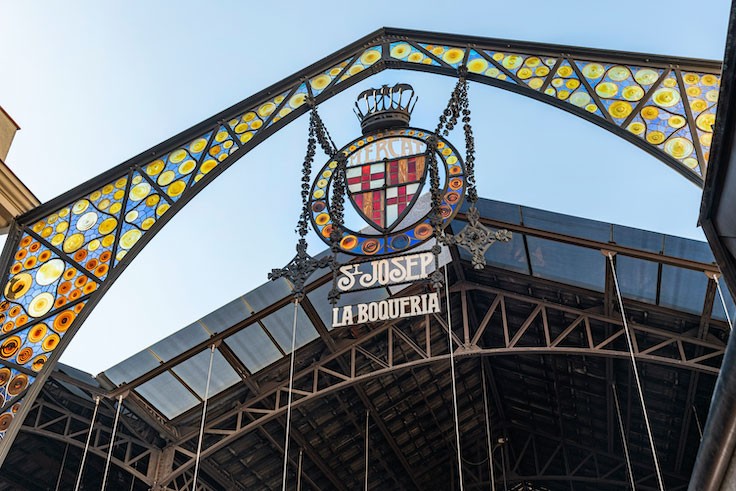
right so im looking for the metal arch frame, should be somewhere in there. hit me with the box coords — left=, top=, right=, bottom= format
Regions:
left=0, top=27, right=723, bottom=461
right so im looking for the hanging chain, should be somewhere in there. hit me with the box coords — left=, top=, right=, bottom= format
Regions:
left=269, top=102, right=335, bottom=299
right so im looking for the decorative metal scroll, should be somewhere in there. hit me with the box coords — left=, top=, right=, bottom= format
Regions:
left=0, top=28, right=722, bottom=454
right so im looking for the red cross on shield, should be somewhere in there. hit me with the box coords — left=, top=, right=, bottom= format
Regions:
left=346, top=155, right=427, bottom=232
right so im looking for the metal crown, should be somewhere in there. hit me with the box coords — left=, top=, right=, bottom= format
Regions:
left=354, top=83, right=417, bottom=135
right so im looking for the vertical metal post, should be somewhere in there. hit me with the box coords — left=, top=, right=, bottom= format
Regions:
left=282, top=300, right=300, bottom=491
left=444, top=265, right=465, bottom=491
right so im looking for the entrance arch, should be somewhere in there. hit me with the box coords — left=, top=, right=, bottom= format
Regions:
left=0, top=27, right=723, bottom=458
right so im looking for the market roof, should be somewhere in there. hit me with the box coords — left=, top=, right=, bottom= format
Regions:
left=4, top=196, right=730, bottom=490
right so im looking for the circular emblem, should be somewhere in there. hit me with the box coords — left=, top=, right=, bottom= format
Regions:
left=309, top=127, right=466, bottom=256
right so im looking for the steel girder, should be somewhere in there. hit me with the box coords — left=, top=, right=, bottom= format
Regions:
left=0, top=27, right=723, bottom=463
left=145, top=281, right=722, bottom=487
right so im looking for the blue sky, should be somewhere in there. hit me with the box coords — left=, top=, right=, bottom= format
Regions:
left=0, top=0, right=730, bottom=374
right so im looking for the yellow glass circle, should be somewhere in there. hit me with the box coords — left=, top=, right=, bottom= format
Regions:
left=156, top=203, right=170, bottom=216
left=125, top=210, right=138, bottom=223
left=62, top=234, right=84, bottom=254
left=72, top=200, right=89, bottom=215
left=190, top=138, right=208, bottom=154
left=485, top=67, right=500, bottom=78
left=683, top=73, right=699, bottom=85
left=641, top=106, right=659, bottom=120
left=58, top=208, right=70, bottom=218
left=551, top=78, right=563, bottom=88
left=502, top=55, right=523, bottom=70
left=88, top=239, right=100, bottom=252
left=115, top=178, right=127, bottom=189
left=690, top=99, right=707, bottom=112
left=51, top=234, right=64, bottom=246
left=146, top=195, right=160, bottom=207
left=257, top=103, right=276, bottom=118
left=443, top=48, right=464, bottom=65
left=349, top=64, right=365, bottom=74
left=608, top=66, right=630, bottom=81
left=566, top=79, right=580, bottom=90
left=608, top=101, right=633, bottom=119
left=664, top=137, right=694, bottom=159
left=102, top=184, right=114, bottom=195
left=390, top=43, right=411, bottom=59
left=668, top=116, right=686, bottom=128
left=582, top=63, right=604, bottom=79
left=701, top=74, right=718, bottom=86
left=556, top=65, right=573, bottom=78
left=215, top=130, right=229, bottom=143
left=101, top=234, right=115, bottom=248
left=545, top=87, right=556, bottom=96
left=167, top=180, right=186, bottom=197
left=467, top=58, right=488, bottom=73
left=595, top=82, right=618, bottom=99
left=146, top=160, right=165, bottom=176
left=169, top=149, right=187, bottom=164
left=98, top=198, right=110, bottom=210
left=113, top=190, right=124, bottom=200
left=41, top=226, right=53, bottom=238
left=569, top=92, right=591, bottom=108
left=687, top=86, right=701, bottom=97
left=408, top=52, right=424, bottom=63
left=696, top=112, right=715, bottom=132
left=98, top=217, right=118, bottom=235
left=90, top=191, right=101, bottom=202
left=56, top=221, right=69, bottom=233
left=706, top=90, right=719, bottom=103
left=528, top=78, right=544, bottom=90
left=119, top=229, right=142, bottom=250
left=536, top=66, right=549, bottom=77
left=360, top=49, right=381, bottom=66
left=4, top=273, right=32, bottom=300
left=157, top=170, right=176, bottom=187
left=622, top=86, right=644, bottom=101
left=517, top=67, right=532, bottom=79
left=663, top=78, right=677, bottom=88
left=129, top=182, right=151, bottom=202
left=141, top=218, right=155, bottom=230
left=200, top=159, right=217, bottom=175
left=557, top=90, right=570, bottom=100
left=313, top=189, right=325, bottom=199
left=240, top=132, right=253, bottom=144
left=250, top=120, right=263, bottom=130
left=627, top=122, right=646, bottom=135
left=179, top=160, right=196, bottom=175
left=646, top=131, right=665, bottom=144
left=28, top=292, right=54, bottom=318
left=701, top=133, right=713, bottom=146
left=278, top=107, right=292, bottom=118
left=109, top=202, right=122, bottom=215
left=634, top=69, right=659, bottom=85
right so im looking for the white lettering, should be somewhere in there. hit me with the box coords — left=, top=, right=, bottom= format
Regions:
left=332, top=293, right=443, bottom=327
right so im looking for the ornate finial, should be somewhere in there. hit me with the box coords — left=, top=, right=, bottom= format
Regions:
left=445, top=207, right=512, bottom=269
left=354, top=83, right=418, bottom=134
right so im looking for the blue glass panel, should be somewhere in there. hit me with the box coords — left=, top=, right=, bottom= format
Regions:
left=466, top=198, right=522, bottom=225
left=484, top=231, right=530, bottom=275
left=225, top=325, right=283, bottom=373
left=612, top=225, right=663, bottom=253
left=135, top=371, right=199, bottom=419
left=663, top=236, right=714, bottom=263
left=103, top=350, right=160, bottom=386
left=522, top=207, right=611, bottom=242
left=149, top=323, right=210, bottom=362
left=659, top=265, right=708, bottom=314
left=616, top=256, right=658, bottom=304
left=261, top=304, right=319, bottom=351
left=242, top=278, right=293, bottom=313
left=200, top=296, right=252, bottom=333
left=307, top=281, right=335, bottom=329
left=171, top=348, right=240, bottom=398
left=527, top=237, right=605, bottom=291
